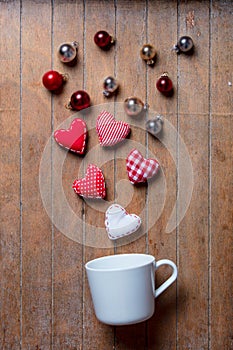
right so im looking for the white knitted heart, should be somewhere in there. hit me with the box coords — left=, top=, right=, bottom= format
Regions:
left=105, top=204, right=141, bottom=240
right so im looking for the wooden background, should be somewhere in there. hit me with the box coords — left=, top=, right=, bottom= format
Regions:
left=0, top=0, right=232, bottom=349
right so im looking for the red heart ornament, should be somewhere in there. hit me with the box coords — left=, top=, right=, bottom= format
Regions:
left=54, top=118, right=87, bottom=154
left=96, top=110, right=130, bottom=146
left=72, top=164, right=106, bottom=199
left=126, top=149, right=160, bottom=184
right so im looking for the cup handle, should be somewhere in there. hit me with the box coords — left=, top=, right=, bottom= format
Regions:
left=153, top=259, right=178, bottom=298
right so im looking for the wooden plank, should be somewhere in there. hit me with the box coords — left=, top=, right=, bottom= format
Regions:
left=52, top=2, right=84, bottom=349
left=114, top=1, right=148, bottom=348
left=147, top=1, right=178, bottom=349
left=21, top=2, right=52, bottom=349
left=211, top=2, right=233, bottom=349
left=211, top=116, right=233, bottom=350
left=179, top=1, right=210, bottom=115
left=0, top=2, right=21, bottom=349
left=115, top=0, right=147, bottom=254
left=177, top=117, right=209, bottom=349
left=211, top=1, right=233, bottom=115
left=83, top=1, right=116, bottom=349
left=177, top=1, right=210, bottom=349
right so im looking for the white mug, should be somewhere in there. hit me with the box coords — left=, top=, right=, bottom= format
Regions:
left=85, top=253, right=178, bottom=325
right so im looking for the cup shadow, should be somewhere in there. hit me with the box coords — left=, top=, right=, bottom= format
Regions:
left=113, top=283, right=186, bottom=349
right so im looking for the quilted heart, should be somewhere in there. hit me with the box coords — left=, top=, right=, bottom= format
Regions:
left=126, top=149, right=160, bottom=184
left=54, top=118, right=87, bottom=154
left=96, top=110, right=130, bottom=146
left=72, top=164, right=106, bottom=199
left=105, top=204, right=141, bottom=240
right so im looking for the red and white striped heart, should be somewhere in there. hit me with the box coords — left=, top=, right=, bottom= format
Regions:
left=126, top=149, right=160, bottom=184
left=72, top=164, right=106, bottom=199
left=105, top=204, right=141, bottom=240
left=54, top=118, right=87, bottom=154
left=96, top=110, right=130, bottom=146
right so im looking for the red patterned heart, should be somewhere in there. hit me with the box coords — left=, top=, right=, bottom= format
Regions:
left=54, top=118, right=87, bottom=154
left=126, top=149, right=160, bottom=184
left=96, top=110, right=130, bottom=146
left=72, top=164, right=106, bottom=199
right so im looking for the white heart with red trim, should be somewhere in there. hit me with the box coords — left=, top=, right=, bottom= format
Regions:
left=96, top=110, right=130, bottom=146
left=105, top=204, right=141, bottom=240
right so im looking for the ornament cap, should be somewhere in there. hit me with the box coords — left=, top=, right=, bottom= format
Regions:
left=172, top=44, right=180, bottom=53
left=155, top=114, right=163, bottom=123
left=72, top=41, right=79, bottom=48
left=65, top=101, right=72, bottom=110
left=146, top=59, right=154, bottom=65
left=103, top=90, right=111, bottom=97
left=61, top=73, right=69, bottom=82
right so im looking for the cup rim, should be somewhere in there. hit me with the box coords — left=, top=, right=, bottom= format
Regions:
left=85, top=253, right=155, bottom=272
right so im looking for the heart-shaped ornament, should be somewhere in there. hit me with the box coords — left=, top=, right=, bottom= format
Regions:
left=105, top=204, right=141, bottom=240
left=54, top=118, right=87, bottom=154
left=126, top=149, right=160, bottom=184
left=96, top=110, right=130, bottom=146
left=72, top=164, right=106, bottom=199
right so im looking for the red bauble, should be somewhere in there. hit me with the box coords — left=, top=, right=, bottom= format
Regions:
left=70, top=90, right=91, bottom=111
left=94, top=31, right=113, bottom=49
left=156, top=74, right=173, bottom=94
left=42, top=70, right=64, bottom=91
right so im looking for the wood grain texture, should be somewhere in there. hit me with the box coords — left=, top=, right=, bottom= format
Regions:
left=211, top=116, right=233, bottom=350
left=83, top=1, right=115, bottom=349
left=114, top=1, right=147, bottom=349
left=0, top=1, right=232, bottom=349
left=21, top=2, right=52, bottom=349
left=177, top=2, right=210, bottom=349
left=210, top=3, right=233, bottom=349
left=147, top=1, right=178, bottom=349
left=52, top=2, right=84, bottom=349
left=211, top=1, right=233, bottom=115
left=0, top=2, right=21, bottom=349
left=114, top=0, right=147, bottom=256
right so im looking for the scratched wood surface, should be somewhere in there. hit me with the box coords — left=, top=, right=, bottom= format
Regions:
left=0, top=1, right=232, bottom=350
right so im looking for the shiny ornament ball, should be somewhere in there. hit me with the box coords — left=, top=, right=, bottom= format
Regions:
left=69, top=90, right=91, bottom=111
left=103, top=76, right=119, bottom=97
left=173, top=36, right=194, bottom=54
left=156, top=73, right=173, bottom=94
left=94, top=31, right=114, bottom=49
left=140, top=44, right=156, bottom=65
left=124, top=97, right=145, bottom=116
left=146, top=116, right=163, bottom=137
left=57, top=41, right=78, bottom=63
left=42, top=70, right=64, bottom=91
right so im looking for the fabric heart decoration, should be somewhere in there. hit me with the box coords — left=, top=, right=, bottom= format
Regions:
left=54, top=118, right=87, bottom=154
left=72, top=164, right=106, bottom=199
left=126, top=149, right=160, bottom=184
left=96, top=110, right=130, bottom=146
left=105, top=204, right=141, bottom=240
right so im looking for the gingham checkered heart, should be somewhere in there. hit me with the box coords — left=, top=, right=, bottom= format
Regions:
left=96, top=110, right=130, bottom=146
left=126, top=149, right=160, bottom=184
left=72, top=164, right=106, bottom=199
left=54, top=118, right=87, bottom=154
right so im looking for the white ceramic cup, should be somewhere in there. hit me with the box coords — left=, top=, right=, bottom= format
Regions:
left=85, top=253, right=178, bottom=325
